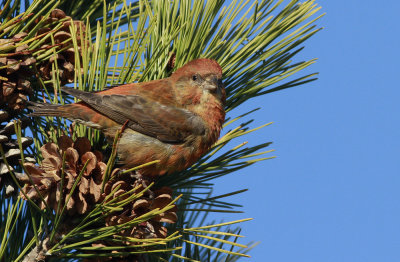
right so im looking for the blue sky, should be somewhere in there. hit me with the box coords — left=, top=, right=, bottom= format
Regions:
left=212, top=1, right=400, bottom=261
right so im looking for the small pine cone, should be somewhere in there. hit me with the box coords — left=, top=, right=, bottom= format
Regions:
left=166, top=52, right=176, bottom=72
left=102, top=170, right=177, bottom=243
left=18, top=136, right=106, bottom=215
left=0, top=111, right=34, bottom=197
left=0, top=33, right=36, bottom=111
left=35, top=9, right=87, bottom=84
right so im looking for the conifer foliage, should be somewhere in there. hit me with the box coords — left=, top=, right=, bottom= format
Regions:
left=0, top=0, right=322, bottom=261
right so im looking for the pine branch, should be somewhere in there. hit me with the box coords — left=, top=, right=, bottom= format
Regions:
left=0, top=0, right=323, bottom=260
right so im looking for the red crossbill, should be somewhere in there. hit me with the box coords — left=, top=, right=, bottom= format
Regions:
left=29, top=58, right=226, bottom=176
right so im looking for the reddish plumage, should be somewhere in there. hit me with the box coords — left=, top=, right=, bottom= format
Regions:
left=30, top=58, right=225, bottom=176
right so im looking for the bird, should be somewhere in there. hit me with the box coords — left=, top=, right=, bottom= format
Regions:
left=29, top=58, right=226, bottom=176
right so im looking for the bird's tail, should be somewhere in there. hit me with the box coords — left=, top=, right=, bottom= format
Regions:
left=28, top=101, right=67, bottom=117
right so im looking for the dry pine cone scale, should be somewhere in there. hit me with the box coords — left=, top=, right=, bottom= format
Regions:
left=19, top=136, right=106, bottom=214
left=34, top=9, right=86, bottom=85
left=18, top=136, right=177, bottom=239
left=0, top=33, right=36, bottom=111
left=0, top=111, right=34, bottom=197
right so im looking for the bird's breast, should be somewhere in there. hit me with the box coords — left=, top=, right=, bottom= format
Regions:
left=106, top=128, right=208, bottom=176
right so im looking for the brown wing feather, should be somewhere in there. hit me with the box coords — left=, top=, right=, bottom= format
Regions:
left=61, top=87, right=206, bottom=143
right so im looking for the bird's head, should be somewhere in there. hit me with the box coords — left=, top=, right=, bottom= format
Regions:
left=171, top=58, right=225, bottom=104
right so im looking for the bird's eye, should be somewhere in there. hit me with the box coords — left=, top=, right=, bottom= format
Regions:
left=192, top=75, right=198, bottom=81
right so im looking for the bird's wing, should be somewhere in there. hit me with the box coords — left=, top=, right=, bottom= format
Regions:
left=61, top=87, right=206, bottom=143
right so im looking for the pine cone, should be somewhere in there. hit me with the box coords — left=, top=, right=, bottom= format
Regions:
left=0, top=110, right=34, bottom=197
left=35, top=9, right=86, bottom=84
left=166, top=52, right=176, bottom=72
left=0, top=33, right=36, bottom=111
left=18, top=135, right=106, bottom=215
left=102, top=170, right=177, bottom=242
